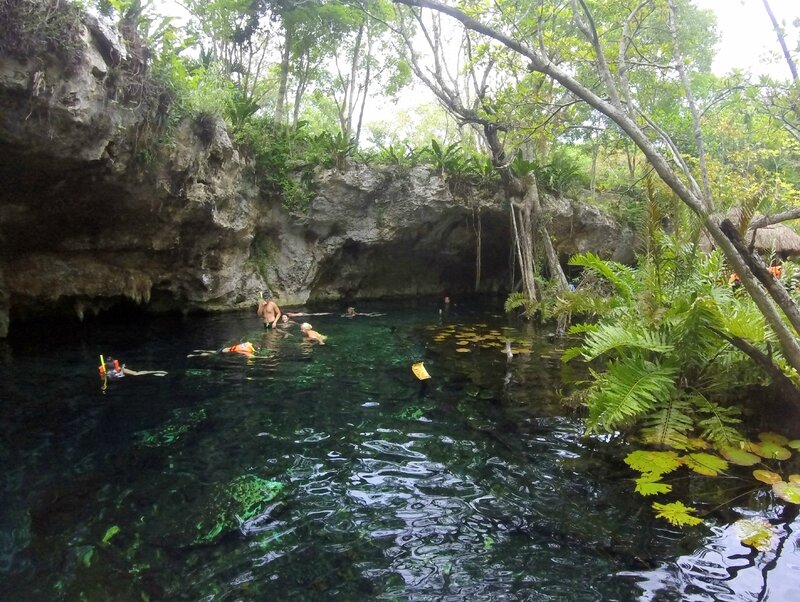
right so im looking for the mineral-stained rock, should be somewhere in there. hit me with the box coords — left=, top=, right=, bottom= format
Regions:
left=0, top=9, right=631, bottom=337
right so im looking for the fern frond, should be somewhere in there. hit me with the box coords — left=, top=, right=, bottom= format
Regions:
left=569, top=252, right=638, bottom=301
left=582, top=324, right=673, bottom=361
left=640, top=398, right=694, bottom=449
left=690, top=394, right=743, bottom=447
left=586, top=359, right=678, bottom=432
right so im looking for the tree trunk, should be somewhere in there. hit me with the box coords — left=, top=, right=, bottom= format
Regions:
left=275, top=26, right=292, bottom=124
left=473, top=206, right=482, bottom=292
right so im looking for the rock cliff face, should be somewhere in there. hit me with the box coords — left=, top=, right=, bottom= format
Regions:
left=0, top=12, right=631, bottom=337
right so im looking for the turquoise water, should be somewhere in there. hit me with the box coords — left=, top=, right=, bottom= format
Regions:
left=1, top=301, right=798, bottom=600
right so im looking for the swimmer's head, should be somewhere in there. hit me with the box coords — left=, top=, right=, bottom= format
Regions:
left=346, top=307, right=356, bottom=316
left=281, top=314, right=289, bottom=323
left=262, top=291, right=271, bottom=300
left=301, top=322, right=312, bottom=331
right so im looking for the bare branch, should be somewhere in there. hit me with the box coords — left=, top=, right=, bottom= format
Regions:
left=750, top=208, right=800, bottom=230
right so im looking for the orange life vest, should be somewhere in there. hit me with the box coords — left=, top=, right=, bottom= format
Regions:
left=227, top=342, right=255, bottom=355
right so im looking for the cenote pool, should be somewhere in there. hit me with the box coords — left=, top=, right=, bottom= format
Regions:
left=1, top=300, right=799, bottom=600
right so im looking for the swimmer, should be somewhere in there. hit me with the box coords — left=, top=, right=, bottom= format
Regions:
left=187, top=342, right=259, bottom=357
left=343, top=306, right=385, bottom=318
left=257, top=291, right=281, bottom=330
left=99, top=356, right=167, bottom=378
left=300, top=322, right=327, bottom=345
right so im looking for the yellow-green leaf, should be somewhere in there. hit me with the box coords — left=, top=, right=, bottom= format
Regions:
left=625, top=450, right=682, bottom=476
left=652, top=501, right=703, bottom=527
left=719, top=446, right=760, bottom=466
left=753, top=469, right=782, bottom=484
left=787, top=440, right=800, bottom=450
left=634, top=472, right=672, bottom=496
left=683, top=453, right=728, bottom=476
left=734, top=518, right=778, bottom=552
left=773, top=481, right=800, bottom=504
left=759, top=432, right=789, bottom=446
left=789, top=474, right=800, bottom=484
left=753, top=442, right=791, bottom=461
left=686, top=438, right=709, bottom=450
left=102, top=525, right=120, bottom=544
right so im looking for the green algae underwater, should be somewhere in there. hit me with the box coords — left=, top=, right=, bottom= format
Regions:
left=1, top=300, right=799, bottom=600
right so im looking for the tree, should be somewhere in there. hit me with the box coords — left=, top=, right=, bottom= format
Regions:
left=391, top=6, right=569, bottom=305
left=392, top=0, right=800, bottom=378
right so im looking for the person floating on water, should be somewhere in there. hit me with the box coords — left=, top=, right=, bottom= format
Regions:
left=98, top=355, right=168, bottom=379
left=257, top=291, right=281, bottom=329
left=187, top=342, right=259, bottom=357
left=343, top=306, right=385, bottom=318
left=300, top=322, right=327, bottom=345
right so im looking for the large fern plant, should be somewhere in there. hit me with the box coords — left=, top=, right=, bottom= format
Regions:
left=561, top=233, right=779, bottom=450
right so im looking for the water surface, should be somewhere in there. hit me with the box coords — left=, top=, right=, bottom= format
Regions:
left=1, top=301, right=798, bottom=600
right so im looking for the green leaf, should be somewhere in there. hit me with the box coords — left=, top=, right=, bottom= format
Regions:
left=102, top=525, right=120, bottom=544
left=753, top=469, right=782, bottom=484
left=787, top=440, right=800, bottom=450
left=719, top=446, right=760, bottom=466
left=734, top=518, right=777, bottom=552
left=634, top=472, right=672, bottom=496
left=759, top=432, right=789, bottom=446
left=625, top=450, right=682, bottom=476
left=752, top=442, right=792, bottom=461
left=773, top=481, right=800, bottom=504
left=683, top=453, right=728, bottom=476
left=652, top=501, right=703, bottom=527
left=587, top=359, right=678, bottom=431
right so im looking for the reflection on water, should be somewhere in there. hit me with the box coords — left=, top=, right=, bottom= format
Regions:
left=0, top=300, right=798, bottom=600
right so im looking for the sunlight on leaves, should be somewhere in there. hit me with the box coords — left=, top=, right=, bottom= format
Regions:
left=624, top=450, right=682, bottom=476
left=752, top=442, right=792, bottom=461
left=719, top=446, right=760, bottom=466
left=789, top=474, right=800, bottom=484
left=652, top=501, right=703, bottom=527
left=634, top=472, right=672, bottom=496
left=734, top=518, right=778, bottom=552
left=772, top=481, right=800, bottom=504
left=753, top=469, right=783, bottom=484
left=683, top=453, right=728, bottom=477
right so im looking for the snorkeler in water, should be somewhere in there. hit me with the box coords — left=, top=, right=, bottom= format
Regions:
left=98, top=356, right=168, bottom=379
left=187, top=342, right=259, bottom=358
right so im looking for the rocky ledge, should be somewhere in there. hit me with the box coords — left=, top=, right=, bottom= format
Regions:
left=0, top=11, right=631, bottom=337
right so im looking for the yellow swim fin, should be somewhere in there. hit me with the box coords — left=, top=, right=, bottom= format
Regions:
left=411, top=362, right=431, bottom=380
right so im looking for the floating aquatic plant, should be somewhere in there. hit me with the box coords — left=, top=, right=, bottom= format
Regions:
left=734, top=518, right=777, bottom=552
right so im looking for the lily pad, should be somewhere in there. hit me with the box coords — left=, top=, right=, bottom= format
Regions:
left=787, top=440, right=800, bottom=450
left=683, top=453, right=728, bottom=476
left=753, top=469, right=783, bottom=484
left=773, top=481, right=800, bottom=504
left=789, top=474, right=800, bottom=484
left=734, top=518, right=777, bottom=552
left=759, top=432, right=789, bottom=446
left=719, top=446, right=760, bottom=466
left=753, top=442, right=791, bottom=461
left=456, top=348, right=471, bottom=353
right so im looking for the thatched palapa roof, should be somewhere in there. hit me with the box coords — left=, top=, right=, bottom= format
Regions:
left=699, top=208, right=800, bottom=257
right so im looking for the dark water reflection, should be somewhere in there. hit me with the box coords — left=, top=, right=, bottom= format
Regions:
left=1, top=300, right=798, bottom=600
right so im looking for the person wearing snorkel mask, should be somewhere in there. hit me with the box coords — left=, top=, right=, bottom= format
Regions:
left=257, top=291, right=282, bottom=329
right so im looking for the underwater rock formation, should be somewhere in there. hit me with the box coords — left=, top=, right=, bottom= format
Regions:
left=0, top=9, right=630, bottom=336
